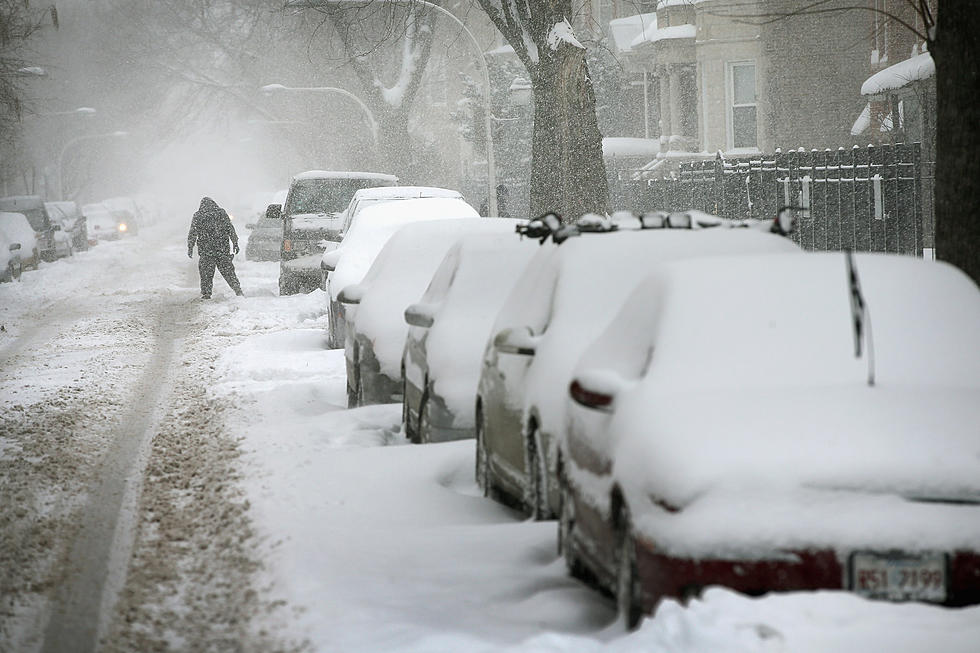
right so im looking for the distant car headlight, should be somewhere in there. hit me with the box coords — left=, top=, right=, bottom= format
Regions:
left=118, top=223, right=128, bottom=232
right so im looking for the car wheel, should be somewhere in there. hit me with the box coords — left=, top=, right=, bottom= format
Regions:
left=525, top=424, right=549, bottom=520
left=616, top=507, right=643, bottom=630
left=475, top=404, right=489, bottom=496
left=417, top=390, right=429, bottom=445
left=558, top=462, right=589, bottom=580
left=402, top=376, right=415, bottom=442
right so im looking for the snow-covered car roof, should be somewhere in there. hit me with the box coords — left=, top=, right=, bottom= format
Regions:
left=578, top=253, right=980, bottom=552
left=492, top=228, right=801, bottom=442
left=291, top=170, right=398, bottom=183
left=352, top=218, right=523, bottom=379
left=326, top=197, right=479, bottom=302
left=0, top=212, right=38, bottom=249
left=349, top=186, right=463, bottom=201
left=412, top=231, right=539, bottom=423
left=44, top=201, right=80, bottom=221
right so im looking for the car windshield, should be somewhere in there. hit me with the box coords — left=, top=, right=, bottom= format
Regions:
left=286, top=178, right=389, bottom=216
left=20, top=208, right=47, bottom=232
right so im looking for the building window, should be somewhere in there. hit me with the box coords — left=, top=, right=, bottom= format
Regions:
left=728, top=61, right=757, bottom=149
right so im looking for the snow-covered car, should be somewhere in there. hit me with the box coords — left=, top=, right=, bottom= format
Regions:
left=0, top=195, right=56, bottom=261
left=103, top=196, right=142, bottom=235
left=46, top=200, right=88, bottom=252
left=401, top=230, right=537, bottom=444
left=563, top=253, right=980, bottom=627
left=0, top=211, right=40, bottom=270
left=278, top=170, right=398, bottom=295
left=83, top=204, right=124, bottom=242
left=342, top=218, right=511, bottom=408
left=245, top=190, right=287, bottom=261
left=476, top=225, right=801, bottom=519
left=322, top=196, right=480, bottom=349
left=338, top=185, right=465, bottom=238
left=0, top=228, right=24, bottom=281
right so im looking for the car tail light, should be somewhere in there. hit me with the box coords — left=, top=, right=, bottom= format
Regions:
left=284, top=239, right=292, bottom=252
left=570, top=379, right=614, bottom=410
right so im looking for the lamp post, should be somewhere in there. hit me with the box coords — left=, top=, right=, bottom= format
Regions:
left=261, top=83, right=379, bottom=147
left=284, top=0, right=498, bottom=217
left=57, top=131, right=127, bottom=200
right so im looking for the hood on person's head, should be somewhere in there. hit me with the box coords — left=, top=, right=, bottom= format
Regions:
left=199, top=197, right=219, bottom=212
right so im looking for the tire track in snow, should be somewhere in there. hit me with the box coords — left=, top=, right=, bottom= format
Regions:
left=40, top=298, right=192, bottom=653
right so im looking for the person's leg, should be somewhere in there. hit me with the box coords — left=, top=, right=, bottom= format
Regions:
left=215, top=254, right=243, bottom=295
left=199, top=255, right=216, bottom=298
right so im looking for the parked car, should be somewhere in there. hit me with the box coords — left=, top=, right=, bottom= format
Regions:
left=476, top=222, right=801, bottom=519
left=245, top=190, right=288, bottom=261
left=0, top=195, right=56, bottom=261
left=341, top=218, right=510, bottom=408
left=562, top=252, right=980, bottom=627
left=322, top=196, right=480, bottom=349
left=45, top=200, right=88, bottom=252
left=82, top=203, right=124, bottom=242
left=0, top=228, right=24, bottom=282
left=103, top=196, right=142, bottom=235
left=278, top=170, right=398, bottom=295
left=338, top=186, right=464, bottom=238
left=0, top=211, right=40, bottom=270
left=402, top=230, right=537, bottom=444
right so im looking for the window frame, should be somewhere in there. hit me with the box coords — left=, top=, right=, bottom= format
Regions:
left=726, top=60, right=759, bottom=151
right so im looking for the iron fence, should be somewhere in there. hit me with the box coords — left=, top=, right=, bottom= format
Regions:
left=611, top=143, right=925, bottom=256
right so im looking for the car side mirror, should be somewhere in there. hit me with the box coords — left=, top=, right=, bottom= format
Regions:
left=338, top=283, right=365, bottom=305
left=265, top=204, right=282, bottom=220
left=321, top=249, right=341, bottom=272
left=9, top=243, right=21, bottom=251
left=52, top=224, right=61, bottom=231
left=492, top=327, right=537, bottom=356
left=404, top=303, right=437, bottom=328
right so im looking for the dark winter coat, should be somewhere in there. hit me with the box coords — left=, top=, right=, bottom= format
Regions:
left=188, top=197, right=239, bottom=256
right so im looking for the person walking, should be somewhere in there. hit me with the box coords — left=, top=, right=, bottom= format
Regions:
left=187, top=196, right=244, bottom=299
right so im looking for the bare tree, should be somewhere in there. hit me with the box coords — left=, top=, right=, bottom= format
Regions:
left=475, top=0, right=608, bottom=219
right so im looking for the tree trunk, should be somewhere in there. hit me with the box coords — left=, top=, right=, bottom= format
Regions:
left=529, top=47, right=609, bottom=220
left=377, top=109, right=413, bottom=178
left=932, top=1, right=980, bottom=285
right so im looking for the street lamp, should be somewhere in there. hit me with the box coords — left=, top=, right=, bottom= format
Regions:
left=57, top=131, right=128, bottom=200
left=261, top=83, right=379, bottom=147
left=284, top=0, right=498, bottom=217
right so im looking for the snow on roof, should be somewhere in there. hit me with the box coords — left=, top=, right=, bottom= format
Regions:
left=861, top=52, right=934, bottom=96
left=292, top=170, right=399, bottom=182
left=354, top=219, right=524, bottom=378
left=603, top=137, right=661, bottom=159
left=608, top=13, right=657, bottom=53
left=631, top=23, right=696, bottom=49
left=351, top=186, right=462, bottom=201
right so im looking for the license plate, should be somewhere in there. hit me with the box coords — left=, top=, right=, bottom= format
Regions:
left=850, top=552, right=947, bottom=602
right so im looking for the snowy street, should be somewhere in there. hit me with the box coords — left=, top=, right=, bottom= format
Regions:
left=0, top=219, right=978, bottom=652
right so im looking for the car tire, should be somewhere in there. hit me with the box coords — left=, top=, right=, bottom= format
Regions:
left=402, top=376, right=416, bottom=443
left=475, top=404, right=490, bottom=497
left=417, top=390, right=429, bottom=445
left=616, top=507, right=643, bottom=630
left=347, top=345, right=361, bottom=408
left=558, top=462, right=590, bottom=581
left=525, top=425, right=549, bottom=520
